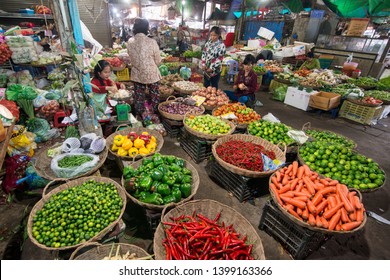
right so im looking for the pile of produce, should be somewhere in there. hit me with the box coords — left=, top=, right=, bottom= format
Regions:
left=191, top=86, right=229, bottom=107
left=102, top=244, right=151, bottom=260
left=111, top=131, right=157, bottom=157
left=248, top=120, right=295, bottom=145
left=264, top=60, right=283, bottom=73
left=299, top=77, right=325, bottom=89
left=185, top=115, right=232, bottom=136
left=294, top=69, right=312, bottom=77
left=123, top=154, right=193, bottom=205
left=160, top=74, right=183, bottom=86
left=299, top=141, right=385, bottom=190
left=331, top=83, right=362, bottom=98
left=304, top=129, right=355, bottom=149
left=0, top=43, right=12, bottom=65
left=212, top=103, right=261, bottom=124
left=349, top=77, right=377, bottom=89
left=57, top=154, right=93, bottom=168
left=159, top=85, right=174, bottom=97
left=6, top=36, right=38, bottom=64
left=172, top=81, right=200, bottom=92
left=253, top=65, right=266, bottom=74
left=302, top=70, right=338, bottom=87
left=39, top=100, right=60, bottom=119
left=105, top=57, right=125, bottom=68
left=364, top=90, right=390, bottom=103
left=109, top=89, right=132, bottom=99
left=161, top=211, right=254, bottom=260
left=275, top=72, right=296, bottom=82
left=159, top=97, right=203, bottom=116
left=351, top=96, right=383, bottom=106
left=183, top=50, right=202, bottom=59
left=163, top=56, right=180, bottom=62
left=31, top=180, right=123, bottom=248
left=216, top=140, right=276, bottom=172
left=377, top=76, right=390, bottom=91
left=270, top=161, right=365, bottom=232
left=47, top=69, right=66, bottom=89
left=31, top=52, right=62, bottom=66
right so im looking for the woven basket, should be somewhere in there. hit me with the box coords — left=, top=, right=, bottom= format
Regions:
left=106, top=127, right=164, bottom=162
left=158, top=96, right=205, bottom=121
left=211, top=105, right=260, bottom=130
left=301, top=122, right=357, bottom=149
left=27, top=176, right=127, bottom=252
left=172, top=85, right=200, bottom=95
left=346, top=98, right=383, bottom=108
left=202, top=104, right=218, bottom=111
left=212, top=134, right=286, bottom=178
left=268, top=172, right=367, bottom=234
left=153, top=199, right=266, bottom=260
left=297, top=145, right=386, bottom=193
left=34, top=143, right=108, bottom=181
left=69, top=242, right=151, bottom=260
left=183, top=113, right=236, bottom=140
left=122, top=156, right=200, bottom=212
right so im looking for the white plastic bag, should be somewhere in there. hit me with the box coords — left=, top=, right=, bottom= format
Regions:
left=262, top=113, right=280, bottom=123
left=287, top=130, right=309, bottom=145
left=50, top=152, right=99, bottom=178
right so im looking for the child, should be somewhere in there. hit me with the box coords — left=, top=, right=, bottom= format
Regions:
left=91, top=60, right=126, bottom=94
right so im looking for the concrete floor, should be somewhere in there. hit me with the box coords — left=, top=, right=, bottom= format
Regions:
left=1, top=80, right=390, bottom=260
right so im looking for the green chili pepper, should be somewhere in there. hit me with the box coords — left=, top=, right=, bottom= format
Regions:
left=163, top=194, right=176, bottom=205
left=182, top=175, right=192, bottom=184
left=140, top=193, right=163, bottom=205
left=171, top=188, right=182, bottom=202
left=180, top=183, right=192, bottom=198
left=156, top=183, right=171, bottom=196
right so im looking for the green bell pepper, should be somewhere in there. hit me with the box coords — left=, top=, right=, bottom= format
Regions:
left=123, top=166, right=136, bottom=179
left=140, top=193, right=163, bottom=205
left=163, top=194, right=177, bottom=205
left=173, top=183, right=181, bottom=189
left=182, top=168, right=192, bottom=176
left=137, top=191, right=149, bottom=200
left=157, top=164, right=169, bottom=174
left=144, top=162, right=155, bottom=171
left=124, top=178, right=136, bottom=193
left=150, top=181, right=161, bottom=192
left=173, top=171, right=183, bottom=184
left=139, top=175, right=153, bottom=191
left=182, top=175, right=192, bottom=184
left=156, top=183, right=171, bottom=196
left=175, top=158, right=185, bottom=168
left=180, top=183, right=192, bottom=198
left=165, top=155, right=176, bottom=164
left=162, top=173, right=176, bottom=186
left=142, top=158, right=153, bottom=166
left=171, top=188, right=182, bottom=203
left=169, top=164, right=181, bottom=172
left=152, top=153, right=164, bottom=166
left=151, top=169, right=163, bottom=181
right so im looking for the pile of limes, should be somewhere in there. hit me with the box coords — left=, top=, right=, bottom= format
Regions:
left=299, top=141, right=385, bottom=190
left=31, top=180, right=123, bottom=248
left=305, top=129, right=356, bottom=149
left=248, top=120, right=295, bottom=145
left=185, top=115, right=231, bottom=135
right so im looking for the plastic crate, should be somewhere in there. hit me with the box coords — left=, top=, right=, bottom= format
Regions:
left=179, top=129, right=214, bottom=163
left=259, top=200, right=329, bottom=259
left=116, top=68, right=130, bottom=82
left=162, top=118, right=183, bottom=138
left=206, top=160, right=269, bottom=202
left=339, top=100, right=383, bottom=125
left=319, top=58, right=333, bottom=69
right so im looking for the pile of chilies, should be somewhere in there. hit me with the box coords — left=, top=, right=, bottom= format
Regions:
left=162, top=212, right=254, bottom=260
left=216, top=140, right=276, bottom=172
left=270, top=161, right=365, bottom=232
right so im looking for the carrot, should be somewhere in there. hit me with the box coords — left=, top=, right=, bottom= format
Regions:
left=327, top=196, right=337, bottom=209
left=279, top=184, right=291, bottom=194
left=320, top=216, right=329, bottom=229
left=319, top=186, right=336, bottom=196
left=337, top=184, right=354, bottom=213
left=270, top=183, right=283, bottom=206
left=285, top=164, right=293, bottom=177
left=297, top=166, right=305, bottom=180
left=280, top=196, right=306, bottom=210
left=316, top=199, right=328, bottom=213
left=296, top=181, right=303, bottom=192
left=353, top=195, right=362, bottom=210
left=292, top=161, right=298, bottom=178
left=315, top=182, right=325, bottom=189
left=292, top=191, right=311, bottom=198
left=284, top=204, right=294, bottom=211
left=308, top=214, right=316, bottom=226
left=319, top=179, right=329, bottom=186
left=356, top=208, right=364, bottom=222
left=340, top=184, right=350, bottom=197
left=349, top=210, right=357, bottom=221
left=294, top=196, right=309, bottom=202
left=340, top=207, right=350, bottom=223
left=315, top=215, right=323, bottom=228
left=310, top=174, right=318, bottom=181
left=307, top=200, right=317, bottom=215
left=328, top=210, right=341, bottom=230
left=282, top=174, right=290, bottom=186
left=280, top=191, right=294, bottom=198
left=284, top=206, right=302, bottom=220
left=302, top=208, right=309, bottom=220
left=303, top=165, right=311, bottom=176
left=341, top=221, right=362, bottom=231
left=335, top=194, right=342, bottom=204
left=311, top=192, right=323, bottom=206
left=271, top=176, right=281, bottom=189
left=290, top=178, right=299, bottom=190
left=275, top=171, right=282, bottom=183
left=328, top=180, right=339, bottom=186
left=335, top=224, right=342, bottom=231
left=323, top=202, right=344, bottom=220
left=303, top=176, right=316, bottom=195
left=296, top=207, right=303, bottom=216
left=301, top=188, right=312, bottom=197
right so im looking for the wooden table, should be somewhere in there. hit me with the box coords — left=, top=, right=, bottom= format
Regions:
left=0, top=118, right=16, bottom=170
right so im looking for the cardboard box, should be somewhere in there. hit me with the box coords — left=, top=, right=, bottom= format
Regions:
left=309, top=91, right=341, bottom=111
left=284, top=87, right=318, bottom=111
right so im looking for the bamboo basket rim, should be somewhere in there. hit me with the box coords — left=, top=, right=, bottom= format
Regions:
left=153, top=199, right=266, bottom=260
left=183, top=113, right=236, bottom=140
left=27, top=176, right=127, bottom=251
left=211, top=104, right=261, bottom=129
left=172, top=84, right=200, bottom=95
left=297, top=143, right=386, bottom=193
left=212, top=134, right=287, bottom=178
left=158, top=96, right=205, bottom=121
left=268, top=172, right=367, bottom=234
left=122, top=155, right=200, bottom=212
left=34, top=143, right=108, bottom=181
left=301, top=122, right=357, bottom=149
left=69, top=242, right=151, bottom=260
left=105, top=127, right=164, bottom=162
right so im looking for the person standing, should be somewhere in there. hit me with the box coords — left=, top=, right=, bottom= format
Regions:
left=201, top=26, right=226, bottom=89
left=127, top=18, right=162, bottom=119
left=177, top=24, right=189, bottom=53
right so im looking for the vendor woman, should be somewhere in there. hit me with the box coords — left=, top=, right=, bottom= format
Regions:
left=91, top=60, right=126, bottom=93
left=299, top=50, right=320, bottom=71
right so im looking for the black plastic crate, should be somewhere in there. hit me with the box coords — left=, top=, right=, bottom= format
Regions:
left=162, top=118, right=183, bottom=138
left=259, top=200, right=329, bottom=259
left=179, top=129, right=214, bottom=163
left=206, top=159, right=269, bottom=202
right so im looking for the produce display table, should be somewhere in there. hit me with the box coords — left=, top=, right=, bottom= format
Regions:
left=0, top=118, right=16, bottom=170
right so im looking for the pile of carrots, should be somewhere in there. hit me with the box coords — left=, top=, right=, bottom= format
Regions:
left=270, top=161, right=365, bottom=232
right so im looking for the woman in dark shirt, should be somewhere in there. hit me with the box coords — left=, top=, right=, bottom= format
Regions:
left=226, top=54, right=258, bottom=105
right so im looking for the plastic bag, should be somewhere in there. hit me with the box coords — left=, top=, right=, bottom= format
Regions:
left=262, top=113, right=280, bottom=123
left=26, top=118, right=51, bottom=143
left=180, top=66, right=192, bottom=80
left=287, top=130, right=309, bottom=145
left=33, top=94, right=49, bottom=108
left=50, top=152, right=100, bottom=178
left=2, top=155, right=30, bottom=194
left=262, top=154, right=284, bottom=172
left=273, top=85, right=288, bottom=102
left=7, top=126, right=37, bottom=157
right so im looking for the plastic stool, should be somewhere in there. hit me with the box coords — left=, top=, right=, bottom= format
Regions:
left=226, top=60, right=239, bottom=84
left=54, top=110, right=69, bottom=128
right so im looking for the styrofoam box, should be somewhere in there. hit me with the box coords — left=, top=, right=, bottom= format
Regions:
left=284, top=87, right=318, bottom=111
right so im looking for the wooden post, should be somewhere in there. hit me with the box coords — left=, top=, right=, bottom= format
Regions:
left=138, top=0, right=142, bottom=17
